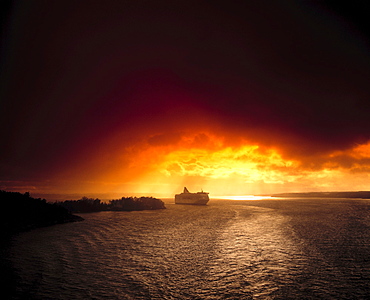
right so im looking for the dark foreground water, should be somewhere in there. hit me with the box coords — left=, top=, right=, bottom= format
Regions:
left=2, top=198, right=370, bottom=299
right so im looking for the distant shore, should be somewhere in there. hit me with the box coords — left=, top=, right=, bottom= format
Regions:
left=270, top=191, right=370, bottom=199
left=57, top=196, right=166, bottom=213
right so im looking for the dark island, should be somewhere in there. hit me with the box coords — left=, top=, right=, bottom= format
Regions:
left=0, top=190, right=83, bottom=238
left=58, top=196, right=166, bottom=213
left=0, top=191, right=166, bottom=238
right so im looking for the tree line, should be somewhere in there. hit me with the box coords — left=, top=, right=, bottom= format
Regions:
left=0, top=190, right=83, bottom=238
left=58, top=196, right=166, bottom=213
left=0, top=190, right=166, bottom=238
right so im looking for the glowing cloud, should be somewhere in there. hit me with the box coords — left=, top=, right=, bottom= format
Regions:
left=112, top=133, right=370, bottom=197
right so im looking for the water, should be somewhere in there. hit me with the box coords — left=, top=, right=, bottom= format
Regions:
left=3, top=198, right=370, bottom=299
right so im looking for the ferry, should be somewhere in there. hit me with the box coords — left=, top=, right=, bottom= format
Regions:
left=175, top=187, right=209, bottom=205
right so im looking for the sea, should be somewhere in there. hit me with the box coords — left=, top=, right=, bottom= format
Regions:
left=2, top=198, right=370, bottom=300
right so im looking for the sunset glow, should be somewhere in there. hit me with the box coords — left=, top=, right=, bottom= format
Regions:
left=214, top=195, right=273, bottom=201
left=54, top=132, right=370, bottom=198
left=1, top=1, right=370, bottom=199
left=2, top=129, right=370, bottom=198
left=2, top=3, right=370, bottom=299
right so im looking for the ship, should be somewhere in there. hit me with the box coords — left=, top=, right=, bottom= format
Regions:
left=175, top=187, right=209, bottom=205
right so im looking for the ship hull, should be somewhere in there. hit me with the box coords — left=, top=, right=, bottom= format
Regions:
left=175, top=193, right=209, bottom=205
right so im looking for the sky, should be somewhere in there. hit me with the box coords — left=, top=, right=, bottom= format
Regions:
left=1, top=1, right=370, bottom=198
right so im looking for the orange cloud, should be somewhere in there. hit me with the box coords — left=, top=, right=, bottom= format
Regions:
left=35, top=131, right=370, bottom=197
left=114, top=133, right=370, bottom=196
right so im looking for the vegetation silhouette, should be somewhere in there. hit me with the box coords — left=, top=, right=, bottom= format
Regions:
left=0, top=191, right=165, bottom=239
left=0, top=190, right=83, bottom=238
left=58, top=196, right=166, bottom=213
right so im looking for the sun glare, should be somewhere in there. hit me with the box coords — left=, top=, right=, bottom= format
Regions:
left=214, top=195, right=273, bottom=200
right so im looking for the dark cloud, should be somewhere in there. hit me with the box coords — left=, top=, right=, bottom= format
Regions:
left=147, top=132, right=182, bottom=146
left=1, top=0, right=370, bottom=187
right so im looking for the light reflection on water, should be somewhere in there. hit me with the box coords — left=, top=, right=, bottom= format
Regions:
left=215, top=206, right=302, bottom=298
left=5, top=199, right=370, bottom=299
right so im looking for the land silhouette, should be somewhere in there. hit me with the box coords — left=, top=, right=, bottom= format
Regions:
left=58, top=196, right=166, bottom=213
left=0, top=190, right=83, bottom=238
left=0, top=190, right=166, bottom=238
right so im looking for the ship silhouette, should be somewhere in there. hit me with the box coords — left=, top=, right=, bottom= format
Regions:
left=175, top=187, right=209, bottom=205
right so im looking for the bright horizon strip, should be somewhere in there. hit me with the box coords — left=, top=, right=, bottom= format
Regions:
left=212, top=195, right=274, bottom=200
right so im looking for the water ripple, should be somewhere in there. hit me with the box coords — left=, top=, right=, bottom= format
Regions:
left=6, top=199, right=370, bottom=299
